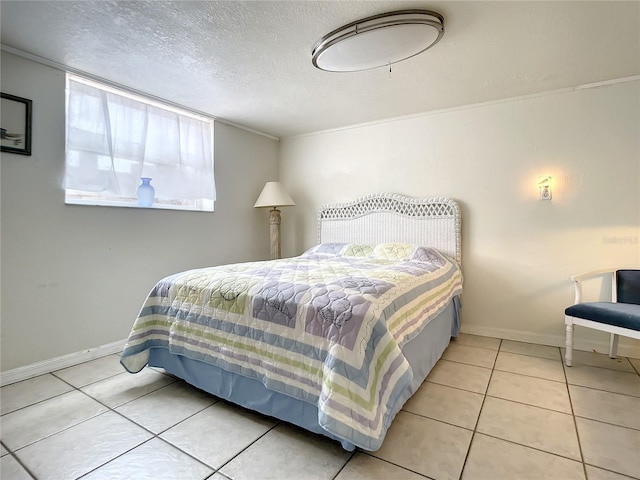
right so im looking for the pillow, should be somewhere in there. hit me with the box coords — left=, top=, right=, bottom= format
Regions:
left=303, top=242, right=448, bottom=265
left=303, top=243, right=352, bottom=256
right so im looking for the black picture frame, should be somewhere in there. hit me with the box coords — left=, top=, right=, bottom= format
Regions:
left=1, top=92, right=32, bottom=156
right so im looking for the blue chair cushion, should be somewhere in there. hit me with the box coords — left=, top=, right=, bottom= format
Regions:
left=565, top=302, right=640, bottom=331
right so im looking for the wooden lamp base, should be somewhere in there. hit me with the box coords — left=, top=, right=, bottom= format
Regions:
left=269, top=207, right=282, bottom=260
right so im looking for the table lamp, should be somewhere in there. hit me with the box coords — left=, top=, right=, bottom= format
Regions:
left=254, top=182, right=295, bottom=259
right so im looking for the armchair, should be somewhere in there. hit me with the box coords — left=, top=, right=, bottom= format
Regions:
left=564, top=268, right=640, bottom=367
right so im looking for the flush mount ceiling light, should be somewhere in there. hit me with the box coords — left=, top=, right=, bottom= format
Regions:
left=312, top=9, right=444, bottom=73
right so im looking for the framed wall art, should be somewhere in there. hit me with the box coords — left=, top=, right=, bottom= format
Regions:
left=1, top=92, right=32, bottom=156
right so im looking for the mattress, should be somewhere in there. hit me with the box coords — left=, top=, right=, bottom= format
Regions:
left=121, top=242, right=463, bottom=450
left=146, top=297, right=460, bottom=451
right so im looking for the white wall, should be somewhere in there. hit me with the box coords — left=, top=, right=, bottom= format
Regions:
left=280, top=80, right=640, bottom=357
left=1, top=52, right=279, bottom=371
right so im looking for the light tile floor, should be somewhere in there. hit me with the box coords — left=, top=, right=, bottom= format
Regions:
left=1, top=335, right=639, bottom=480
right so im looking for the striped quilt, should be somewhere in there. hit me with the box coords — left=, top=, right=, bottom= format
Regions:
left=120, top=243, right=463, bottom=450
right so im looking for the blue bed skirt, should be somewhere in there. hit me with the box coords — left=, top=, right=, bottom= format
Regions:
left=147, top=297, right=461, bottom=451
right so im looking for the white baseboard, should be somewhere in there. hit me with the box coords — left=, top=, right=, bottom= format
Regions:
left=460, top=325, right=640, bottom=360
left=1, top=339, right=127, bottom=387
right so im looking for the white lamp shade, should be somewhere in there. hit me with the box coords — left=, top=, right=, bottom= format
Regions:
left=254, top=182, right=296, bottom=208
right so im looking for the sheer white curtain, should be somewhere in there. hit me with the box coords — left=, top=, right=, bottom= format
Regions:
left=65, top=76, right=215, bottom=204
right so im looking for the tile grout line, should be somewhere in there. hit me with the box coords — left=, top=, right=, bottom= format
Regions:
left=482, top=393, right=573, bottom=416
left=79, top=373, right=180, bottom=410
left=362, top=450, right=434, bottom=479
left=78, top=378, right=225, bottom=476
left=204, top=470, right=229, bottom=480
left=5, top=370, right=220, bottom=478
left=376, top=347, right=637, bottom=478
left=439, top=357, right=497, bottom=370
left=213, top=420, right=282, bottom=476
left=149, top=397, right=282, bottom=475
left=425, top=378, right=488, bottom=395
left=439, top=355, right=574, bottom=385
left=566, top=362, right=640, bottom=375
left=456, top=338, right=565, bottom=362
left=153, top=397, right=218, bottom=437
left=410, top=342, right=639, bottom=477
left=432, top=350, right=577, bottom=390
left=456, top=343, right=620, bottom=477
left=561, top=356, right=588, bottom=480
left=421, top=343, right=640, bottom=478
left=330, top=449, right=357, bottom=480
left=4, top=344, right=639, bottom=479
left=583, top=461, right=640, bottom=480
left=2, top=377, right=112, bottom=453
left=4, top=449, right=38, bottom=480
left=572, top=414, right=640, bottom=433
left=401, top=409, right=475, bottom=433
left=9, top=376, right=162, bottom=477
left=77, top=384, right=264, bottom=479
left=498, top=349, right=640, bottom=376
left=109, top=401, right=218, bottom=472
left=74, top=437, right=159, bottom=480
left=452, top=335, right=502, bottom=351
left=475, top=431, right=586, bottom=466
left=72, top=381, right=223, bottom=477
left=486, top=366, right=564, bottom=383
left=499, top=351, right=563, bottom=362
left=448, top=340, right=502, bottom=353
left=436, top=358, right=493, bottom=371
left=0, top=368, right=176, bottom=419
left=457, top=338, right=503, bottom=480
left=0, top=375, right=75, bottom=417
left=565, top=381, right=640, bottom=399
left=482, top=345, right=585, bottom=469
left=3, top=361, right=290, bottom=478
left=50, top=369, right=128, bottom=390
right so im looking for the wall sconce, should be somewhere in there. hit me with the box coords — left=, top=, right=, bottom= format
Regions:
left=538, top=176, right=552, bottom=201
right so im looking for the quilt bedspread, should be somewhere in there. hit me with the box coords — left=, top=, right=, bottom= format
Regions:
left=120, top=243, right=463, bottom=450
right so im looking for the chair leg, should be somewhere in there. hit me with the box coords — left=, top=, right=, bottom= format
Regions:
left=565, top=320, right=573, bottom=367
left=609, top=333, right=619, bottom=359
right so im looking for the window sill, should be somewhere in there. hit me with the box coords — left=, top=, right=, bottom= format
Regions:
left=65, top=196, right=214, bottom=212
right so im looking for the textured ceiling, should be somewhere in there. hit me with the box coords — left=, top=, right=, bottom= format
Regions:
left=1, top=1, right=639, bottom=138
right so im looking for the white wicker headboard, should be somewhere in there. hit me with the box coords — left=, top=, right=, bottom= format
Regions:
left=317, top=193, right=462, bottom=265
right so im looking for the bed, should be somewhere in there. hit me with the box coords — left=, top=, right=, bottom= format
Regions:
left=120, top=193, right=463, bottom=451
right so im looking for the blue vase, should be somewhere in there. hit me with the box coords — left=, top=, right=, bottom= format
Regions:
left=137, top=177, right=155, bottom=207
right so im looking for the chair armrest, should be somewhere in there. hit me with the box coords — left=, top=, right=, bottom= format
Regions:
left=570, top=268, right=619, bottom=283
left=570, top=268, right=618, bottom=305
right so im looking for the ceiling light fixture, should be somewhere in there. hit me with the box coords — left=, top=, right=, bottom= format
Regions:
left=312, top=9, right=445, bottom=73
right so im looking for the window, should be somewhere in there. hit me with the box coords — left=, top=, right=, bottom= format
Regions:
left=64, top=75, right=215, bottom=211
